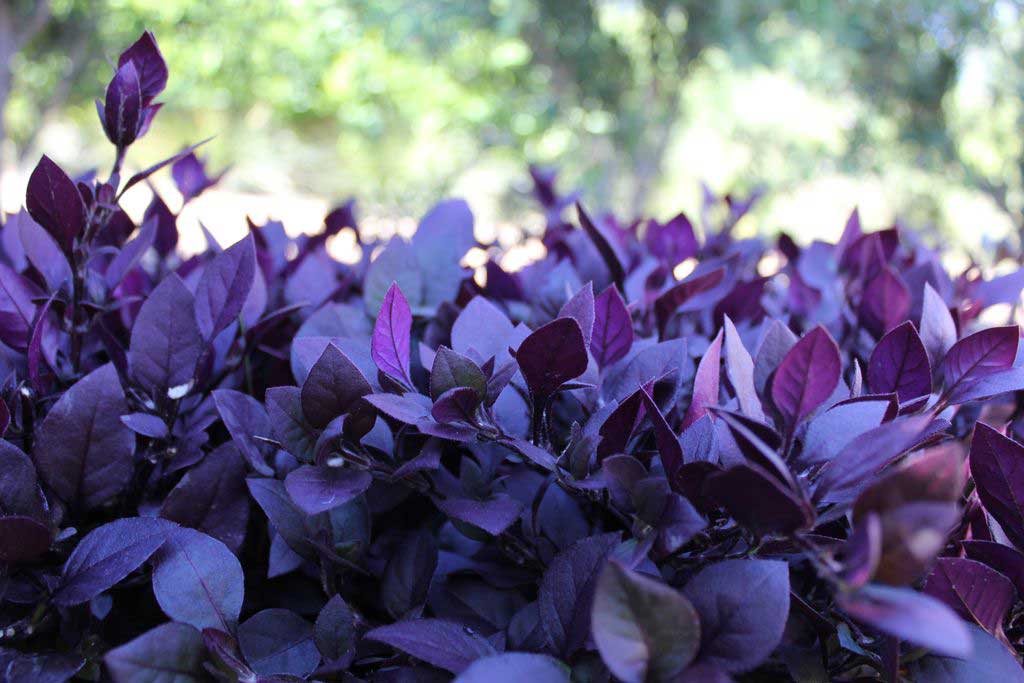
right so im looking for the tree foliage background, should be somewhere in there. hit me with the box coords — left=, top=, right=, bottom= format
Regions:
left=1, top=0, right=1021, bottom=252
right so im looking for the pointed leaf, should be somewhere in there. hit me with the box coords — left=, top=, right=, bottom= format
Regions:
left=372, top=282, right=414, bottom=386
left=194, top=234, right=256, bottom=339
left=770, top=325, right=840, bottom=429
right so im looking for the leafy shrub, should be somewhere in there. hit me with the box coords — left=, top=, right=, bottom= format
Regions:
left=4, top=30, right=1024, bottom=683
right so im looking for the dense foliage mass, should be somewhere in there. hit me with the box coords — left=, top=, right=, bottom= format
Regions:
left=6, top=31, right=1024, bottom=683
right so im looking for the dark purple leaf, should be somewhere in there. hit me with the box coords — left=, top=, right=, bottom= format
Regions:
left=924, top=557, right=1015, bottom=637
left=654, top=268, right=727, bottom=336
left=160, top=443, right=249, bottom=552
left=961, top=540, right=1024, bottom=596
left=577, top=203, right=625, bottom=290
left=682, top=559, right=789, bottom=673
left=868, top=321, right=931, bottom=404
left=25, top=155, right=85, bottom=254
left=0, top=440, right=46, bottom=520
left=238, top=608, right=320, bottom=678
left=365, top=619, right=497, bottom=674
left=381, top=529, right=438, bottom=619
left=284, top=465, right=372, bottom=515
left=53, top=517, right=176, bottom=605
left=102, top=60, right=142, bottom=147
left=104, top=622, right=204, bottom=683
left=372, top=282, right=414, bottom=387
left=172, top=152, right=223, bottom=201
left=943, top=326, right=1019, bottom=399
left=516, top=317, right=588, bottom=400
left=300, top=342, right=372, bottom=428
left=705, top=464, right=813, bottom=537
left=34, top=363, right=135, bottom=509
left=770, top=325, right=840, bottom=430
left=970, top=423, right=1024, bottom=550
left=194, top=234, right=256, bottom=339
left=315, top=594, right=356, bottom=661
left=591, top=560, right=700, bottom=683
left=592, top=284, right=633, bottom=369
left=539, top=532, right=620, bottom=656
left=117, top=31, right=168, bottom=104
left=265, top=386, right=318, bottom=462
left=129, top=274, right=202, bottom=396
left=859, top=266, right=910, bottom=336
left=431, top=386, right=481, bottom=424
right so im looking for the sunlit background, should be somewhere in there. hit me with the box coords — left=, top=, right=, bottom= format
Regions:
left=1, top=0, right=1022, bottom=263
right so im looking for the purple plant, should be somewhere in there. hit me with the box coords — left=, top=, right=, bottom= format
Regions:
left=4, top=31, right=1024, bottom=683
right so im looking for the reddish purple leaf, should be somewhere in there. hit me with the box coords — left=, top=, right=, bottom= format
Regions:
left=516, top=317, right=588, bottom=400
left=25, top=155, right=85, bottom=254
left=194, top=234, right=256, bottom=339
left=770, top=325, right=840, bottom=430
left=867, top=321, right=931, bottom=404
left=592, top=284, right=633, bottom=369
left=683, top=329, right=723, bottom=429
left=924, top=557, right=1016, bottom=637
left=943, top=326, right=1020, bottom=399
left=970, top=423, right=1024, bottom=550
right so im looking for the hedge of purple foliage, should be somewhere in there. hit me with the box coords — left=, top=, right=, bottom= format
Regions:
left=4, top=30, right=1024, bottom=683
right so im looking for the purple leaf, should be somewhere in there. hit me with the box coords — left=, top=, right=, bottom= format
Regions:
left=104, top=623, right=203, bottom=683
left=381, top=529, right=438, bottom=619
left=867, top=321, right=931, bottom=404
left=129, top=274, right=203, bottom=396
left=683, top=329, right=723, bottom=429
left=213, top=389, right=274, bottom=474
left=969, top=423, right=1024, bottom=550
left=117, top=31, right=168, bottom=104
left=365, top=619, right=497, bottom=674
left=682, top=559, right=789, bottom=673
left=920, top=282, right=956, bottom=365
left=577, top=203, right=625, bottom=290
left=25, top=155, right=85, bottom=254
left=300, top=342, right=372, bottom=428
left=430, top=346, right=487, bottom=400
left=0, top=260, right=45, bottom=351
left=924, top=557, right=1015, bottom=637
left=961, top=540, right=1024, bottom=596
left=53, top=517, right=176, bottom=605
left=106, top=217, right=156, bottom=288
left=238, top=608, right=320, bottom=677
left=265, top=386, right=318, bottom=462
left=947, top=366, right=1024, bottom=404
left=654, top=268, right=727, bottom=336
left=455, top=653, right=569, bottom=683
left=452, top=295, right=514, bottom=360
left=0, top=440, right=47, bottom=520
left=644, top=212, right=698, bottom=265
left=120, top=138, right=212, bottom=196
left=559, top=282, right=595, bottom=346
left=172, top=152, right=224, bottom=201
left=412, top=198, right=475, bottom=307
left=18, top=209, right=71, bottom=291
left=943, top=326, right=1019, bottom=399
left=816, top=414, right=936, bottom=505
left=437, top=495, right=524, bottom=535
left=152, top=527, right=244, bottom=631
left=838, top=583, right=971, bottom=657
left=753, top=319, right=797, bottom=395
left=315, top=594, right=356, bottom=661
left=722, top=315, right=764, bottom=421
left=284, top=465, right=372, bottom=515
left=539, top=533, right=620, bottom=656
left=770, top=325, right=840, bottom=430
left=194, top=234, right=257, bottom=339
left=592, top=284, right=633, bottom=369
left=34, top=363, right=135, bottom=509
left=516, top=317, right=588, bottom=400
left=859, top=266, right=910, bottom=336
left=705, top=464, right=813, bottom=537
left=909, top=624, right=1024, bottom=681
left=120, top=412, right=168, bottom=438
left=431, top=386, right=481, bottom=424
left=591, top=560, right=700, bottom=683
left=160, top=443, right=250, bottom=553
left=640, top=389, right=683, bottom=477
left=371, top=282, right=414, bottom=387
left=102, top=60, right=143, bottom=147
